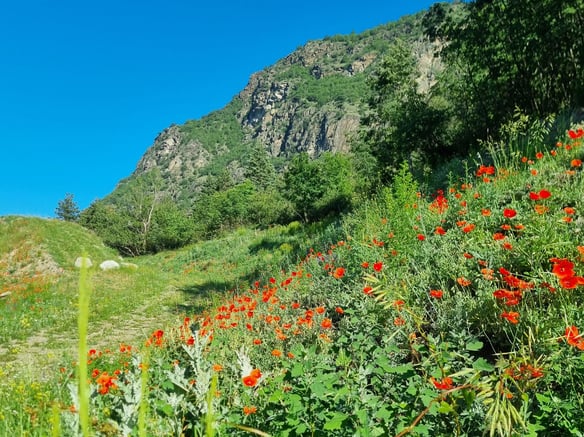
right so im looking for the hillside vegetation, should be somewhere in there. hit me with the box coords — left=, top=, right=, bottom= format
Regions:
left=2, top=0, right=584, bottom=435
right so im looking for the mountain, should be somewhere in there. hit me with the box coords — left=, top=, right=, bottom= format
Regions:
left=109, top=9, right=441, bottom=206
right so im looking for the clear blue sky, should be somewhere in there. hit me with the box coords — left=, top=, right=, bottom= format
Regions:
left=0, top=0, right=438, bottom=218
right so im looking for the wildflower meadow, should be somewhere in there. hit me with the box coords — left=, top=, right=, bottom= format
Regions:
left=2, top=125, right=584, bottom=436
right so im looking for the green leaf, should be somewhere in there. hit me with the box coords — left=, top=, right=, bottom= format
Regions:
left=386, top=363, right=414, bottom=374
left=290, top=362, right=304, bottom=378
left=466, top=340, right=484, bottom=351
left=473, top=357, right=495, bottom=372
left=324, top=413, right=348, bottom=430
left=437, top=401, right=454, bottom=414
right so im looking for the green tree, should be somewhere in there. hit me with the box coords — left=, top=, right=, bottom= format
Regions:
left=79, top=200, right=141, bottom=255
left=436, top=0, right=584, bottom=141
left=244, top=144, right=278, bottom=190
left=283, top=152, right=355, bottom=222
left=361, top=39, right=454, bottom=182
left=55, top=193, right=80, bottom=222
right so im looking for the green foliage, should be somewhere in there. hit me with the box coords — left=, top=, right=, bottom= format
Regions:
left=361, top=39, right=456, bottom=183
left=55, top=193, right=80, bottom=222
left=244, top=144, right=278, bottom=190
left=289, top=73, right=369, bottom=105
left=283, top=152, right=356, bottom=222
left=81, top=171, right=194, bottom=256
left=434, top=0, right=584, bottom=143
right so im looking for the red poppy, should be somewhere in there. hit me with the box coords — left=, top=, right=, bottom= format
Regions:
left=435, top=226, right=447, bottom=235
left=462, top=223, right=475, bottom=233
left=538, top=189, right=551, bottom=199
left=430, top=289, right=443, bottom=299
left=501, top=311, right=520, bottom=324
left=332, top=267, right=345, bottom=279
left=503, top=208, right=517, bottom=218
left=431, top=376, right=454, bottom=390
left=321, top=318, right=333, bottom=329
left=373, top=262, right=383, bottom=272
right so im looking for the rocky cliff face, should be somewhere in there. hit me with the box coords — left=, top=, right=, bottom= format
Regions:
left=117, top=11, right=438, bottom=204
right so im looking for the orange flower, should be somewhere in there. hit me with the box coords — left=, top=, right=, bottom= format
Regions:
left=536, top=152, right=544, bottom=159
left=271, top=349, right=282, bottom=357
left=501, top=311, right=520, bottom=324
left=361, top=261, right=369, bottom=268
left=394, top=317, right=405, bottom=326
left=571, top=159, right=582, bottom=167
left=457, top=277, right=471, bottom=287
left=565, top=326, right=584, bottom=349
left=435, top=226, right=447, bottom=235
left=481, top=208, right=491, bottom=216
left=462, top=223, right=475, bottom=233
left=243, top=406, right=257, bottom=415
left=431, top=376, right=454, bottom=390
left=534, top=204, right=549, bottom=214
left=332, top=267, right=345, bottom=279
left=212, top=364, right=223, bottom=372
left=321, top=318, right=333, bottom=329
left=96, top=371, right=118, bottom=395
left=242, top=369, right=262, bottom=387
left=429, top=289, right=443, bottom=299
left=335, top=306, right=344, bottom=314
left=417, top=234, right=426, bottom=241
left=564, top=207, right=576, bottom=215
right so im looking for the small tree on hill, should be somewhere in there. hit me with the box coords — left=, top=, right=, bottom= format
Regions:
left=55, top=193, right=80, bottom=222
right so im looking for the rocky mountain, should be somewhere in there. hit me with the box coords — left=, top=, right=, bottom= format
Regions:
left=111, top=9, right=441, bottom=206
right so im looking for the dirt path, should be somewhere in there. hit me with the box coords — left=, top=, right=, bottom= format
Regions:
left=1, top=284, right=187, bottom=381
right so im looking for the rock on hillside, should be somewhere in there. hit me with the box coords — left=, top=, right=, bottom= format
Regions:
left=114, top=9, right=442, bottom=205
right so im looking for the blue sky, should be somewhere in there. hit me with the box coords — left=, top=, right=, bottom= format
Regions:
left=0, top=0, right=438, bottom=217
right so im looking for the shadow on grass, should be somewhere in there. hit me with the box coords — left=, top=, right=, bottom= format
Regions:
left=174, top=276, right=254, bottom=314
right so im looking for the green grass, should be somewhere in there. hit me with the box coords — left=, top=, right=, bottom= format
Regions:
left=3, top=125, right=584, bottom=435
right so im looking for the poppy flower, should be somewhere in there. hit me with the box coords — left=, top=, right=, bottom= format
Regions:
left=430, top=289, right=443, bottom=299
left=435, top=226, right=447, bottom=235
left=431, top=376, right=454, bottom=390
left=538, top=189, right=551, bottom=199
left=243, top=406, right=257, bottom=415
left=571, top=159, right=582, bottom=167
left=551, top=258, right=575, bottom=278
left=503, top=208, right=517, bottom=218
left=417, top=234, right=426, bottom=241
left=529, top=192, right=540, bottom=201
left=457, top=277, right=471, bottom=287
left=462, top=223, right=475, bottom=233
left=321, top=318, right=333, bottom=329
left=373, top=262, right=383, bottom=272
left=501, top=311, right=520, bottom=324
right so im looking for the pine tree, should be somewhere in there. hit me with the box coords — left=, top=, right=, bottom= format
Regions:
left=55, top=193, right=80, bottom=222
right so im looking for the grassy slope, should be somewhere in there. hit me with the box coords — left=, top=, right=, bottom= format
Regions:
left=3, top=126, right=584, bottom=435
